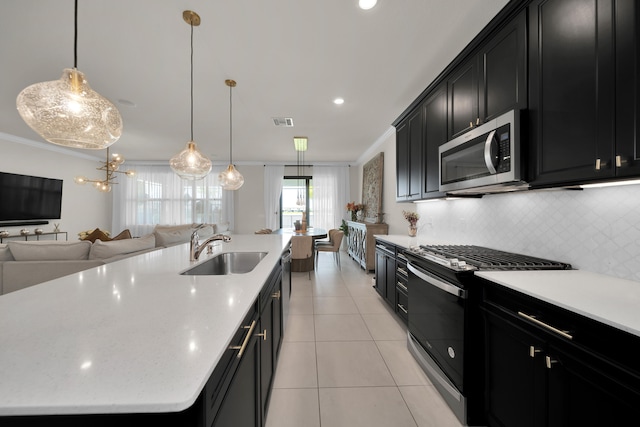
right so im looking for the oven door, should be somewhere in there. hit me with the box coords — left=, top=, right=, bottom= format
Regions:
left=408, top=261, right=467, bottom=391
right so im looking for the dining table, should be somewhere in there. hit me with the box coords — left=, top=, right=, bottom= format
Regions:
left=272, top=227, right=328, bottom=240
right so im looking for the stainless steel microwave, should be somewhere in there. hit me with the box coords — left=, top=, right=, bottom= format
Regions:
left=439, top=109, right=527, bottom=194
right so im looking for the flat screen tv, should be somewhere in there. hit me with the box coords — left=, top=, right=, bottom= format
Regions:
left=0, top=172, right=63, bottom=222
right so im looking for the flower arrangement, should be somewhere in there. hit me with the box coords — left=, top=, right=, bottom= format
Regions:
left=346, top=202, right=365, bottom=221
left=402, top=210, right=419, bottom=226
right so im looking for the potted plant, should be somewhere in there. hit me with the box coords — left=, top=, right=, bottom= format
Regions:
left=346, top=202, right=365, bottom=221
left=403, top=210, right=420, bottom=237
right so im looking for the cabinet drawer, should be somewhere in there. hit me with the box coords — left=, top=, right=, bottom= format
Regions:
left=396, top=286, right=408, bottom=323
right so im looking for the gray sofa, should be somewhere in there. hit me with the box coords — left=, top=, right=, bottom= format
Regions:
left=0, top=222, right=229, bottom=295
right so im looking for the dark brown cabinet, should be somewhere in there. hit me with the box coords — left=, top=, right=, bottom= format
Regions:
left=482, top=282, right=640, bottom=427
left=528, top=0, right=616, bottom=186
left=422, top=84, right=447, bottom=198
left=448, top=9, right=527, bottom=140
left=374, top=241, right=396, bottom=309
left=259, top=266, right=283, bottom=423
left=396, top=107, right=423, bottom=201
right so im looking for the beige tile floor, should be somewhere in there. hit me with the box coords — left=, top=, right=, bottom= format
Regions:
left=265, top=250, right=463, bottom=427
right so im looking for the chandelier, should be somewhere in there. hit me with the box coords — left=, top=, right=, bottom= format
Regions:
left=16, top=0, right=123, bottom=149
left=218, top=79, right=245, bottom=190
left=170, top=10, right=212, bottom=180
left=74, top=148, right=135, bottom=192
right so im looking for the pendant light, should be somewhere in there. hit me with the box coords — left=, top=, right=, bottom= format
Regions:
left=170, top=10, right=212, bottom=180
left=16, top=0, right=123, bottom=149
left=218, top=79, right=244, bottom=190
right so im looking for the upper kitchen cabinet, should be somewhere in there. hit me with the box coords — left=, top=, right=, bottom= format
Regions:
left=615, top=0, right=640, bottom=178
left=528, top=0, right=616, bottom=186
left=448, top=10, right=527, bottom=140
left=396, top=106, right=423, bottom=201
left=422, top=84, right=448, bottom=198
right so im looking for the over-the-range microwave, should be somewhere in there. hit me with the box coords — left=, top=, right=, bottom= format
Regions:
left=439, top=109, right=527, bottom=195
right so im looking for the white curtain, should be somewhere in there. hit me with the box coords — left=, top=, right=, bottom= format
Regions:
left=264, top=165, right=285, bottom=230
left=112, top=164, right=234, bottom=237
left=312, top=165, right=350, bottom=231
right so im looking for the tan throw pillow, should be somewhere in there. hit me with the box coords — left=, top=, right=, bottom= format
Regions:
left=8, top=241, right=92, bottom=261
left=82, top=228, right=111, bottom=243
left=110, top=229, right=132, bottom=241
left=89, top=234, right=156, bottom=260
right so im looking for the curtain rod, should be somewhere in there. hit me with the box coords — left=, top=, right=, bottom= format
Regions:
left=263, top=164, right=351, bottom=167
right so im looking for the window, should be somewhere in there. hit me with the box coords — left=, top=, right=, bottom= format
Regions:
left=112, top=165, right=233, bottom=237
left=281, top=176, right=312, bottom=228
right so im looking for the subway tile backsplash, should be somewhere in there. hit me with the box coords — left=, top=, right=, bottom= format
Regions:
left=415, top=184, right=640, bottom=282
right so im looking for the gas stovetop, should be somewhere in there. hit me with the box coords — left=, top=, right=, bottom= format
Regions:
left=406, top=244, right=572, bottom=272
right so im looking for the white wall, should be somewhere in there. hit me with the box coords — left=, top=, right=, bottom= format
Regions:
left=0, top=136, right=112, bottom=240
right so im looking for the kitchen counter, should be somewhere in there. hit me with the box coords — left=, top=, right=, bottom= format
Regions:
left=0, top=234, right=291, bottom=417
left=476, top=270, right=640, bottom=338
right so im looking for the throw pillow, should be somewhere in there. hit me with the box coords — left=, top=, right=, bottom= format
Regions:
left=110, top=229, right=132, bottom=241
left=81, top=228, right=111, bottom=243
left=89, top=233, right=156, bottom=260
left=8, top=241, right=92, bottom=261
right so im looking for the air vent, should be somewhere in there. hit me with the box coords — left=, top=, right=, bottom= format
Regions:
left=272, top=117, right=294, bottom=127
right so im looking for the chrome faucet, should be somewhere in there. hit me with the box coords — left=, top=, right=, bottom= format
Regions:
left=190, top=226, right=231, bottom=261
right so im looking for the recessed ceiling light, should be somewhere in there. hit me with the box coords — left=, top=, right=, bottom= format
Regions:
left=359, top=0, right=377, bottom=10
left=333, top=98, right=345, bottom=105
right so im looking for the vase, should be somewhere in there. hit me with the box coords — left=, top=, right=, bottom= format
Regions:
left=408, top=225, right=417, bottom=237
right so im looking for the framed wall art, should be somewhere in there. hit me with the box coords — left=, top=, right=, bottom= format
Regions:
left=361, top=152, right=384, bottom=223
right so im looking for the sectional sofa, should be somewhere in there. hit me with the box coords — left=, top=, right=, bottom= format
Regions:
left=0, top=223, right=229, bottom=295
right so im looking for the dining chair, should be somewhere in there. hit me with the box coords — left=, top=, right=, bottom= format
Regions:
left=291, top=235, right=314, bottom=279
left=315, top=230, right=344, bottom=269
left=314, top=228, right=337, bottom=250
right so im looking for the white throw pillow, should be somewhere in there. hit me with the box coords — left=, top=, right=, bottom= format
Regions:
left=8, top=241, right=92, bottom=261
left=89, top=234, right=156, bottom=260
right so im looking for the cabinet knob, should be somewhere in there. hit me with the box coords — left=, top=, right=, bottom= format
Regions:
left=271, top=290, right=281, bottom=300
left=545, top=355, right=558, bottom=369
left=476, top=117, right=481, bottom=125
left=469, top=121, right=474, bottom=128
left=256, top=329, right=268, bottom=341
left=529, top=345, right=542, bottom=358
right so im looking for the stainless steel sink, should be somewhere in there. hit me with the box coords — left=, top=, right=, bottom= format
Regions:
left=180, top=252, right=268, bottom=275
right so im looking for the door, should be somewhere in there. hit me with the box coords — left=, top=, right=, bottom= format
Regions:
left=528, top=0, right=615, bottom=186
left=422, top=84, right=447, bottom=198
left=448, top=57, right=479, bottom=139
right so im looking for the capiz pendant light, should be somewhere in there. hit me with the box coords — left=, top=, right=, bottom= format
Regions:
left=218, top=79, right=244, bottom=190
left=170, top=10, right=212, bottom=180
left=16, top=0, right=122, bottom=149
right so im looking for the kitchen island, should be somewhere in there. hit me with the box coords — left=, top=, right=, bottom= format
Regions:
left=0, top=234, right=290, bottom=423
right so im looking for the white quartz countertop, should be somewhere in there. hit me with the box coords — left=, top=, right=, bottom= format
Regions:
left=0, top=234, right=291, bottom=416
left=476, top=270, right=640, bottom=338
left=373, top=235, right=640, bottom=339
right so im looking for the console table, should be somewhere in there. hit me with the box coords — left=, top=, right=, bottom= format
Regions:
left=0, top=231, right=68, bottom=243
left=346, top=221, right=388, bottom=271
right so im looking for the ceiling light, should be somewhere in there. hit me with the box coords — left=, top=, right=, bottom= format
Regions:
left=74, top=147, right=135, bottom=193
left=333, top=98, right=345, bottom=105
left=170, top=10, right=212, bottom=180
left=294, top=136, right=308, bottom=152
left=359, top=0, right=378, bottom=10
left=218, top=79, right=244, bottom=190
left=16, top=0, right=123, bottom=150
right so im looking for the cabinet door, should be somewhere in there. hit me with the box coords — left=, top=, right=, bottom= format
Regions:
left=422, top=85, right=447, bottom=198
left=528, top=0, right=615, bottom=186
left=396, top=121, right=409, bottom=200
left=408, top=108, right=423, bottom=200
left=212, top=333, right=260, bottom=427
left=384, top=254, right=396, bottom=309
left=484, top=310, right=546, bottom=427
left=260, top=301, right=274, bottom=422
left=478, top=9, right=527, bottom=122
left=375, top=249, right=387, bottom=299
left=615, top=0, right=640, bottom=177
left=448, top=57, right=478, bottom=139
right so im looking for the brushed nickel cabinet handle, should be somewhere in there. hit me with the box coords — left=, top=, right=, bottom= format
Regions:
left=529, top=345, right=542, bottom=358
left=545, top=355, right=558, bottom=369
left=397, top=303, right=408, bottom=314
left=518, top=311, right=573, bottom=340
left=397, top=281, right=408, bottom=292
left=271, top=290, right=281, bottom=300
left=229, top=320, right=257, bottom=359
left=470, top=121, right=474, bottom=128
left=476, top=117, right=481, bottom=125
left=256, top=329, right=268, bottom=341
left=616, top=155, right=623, bottom=168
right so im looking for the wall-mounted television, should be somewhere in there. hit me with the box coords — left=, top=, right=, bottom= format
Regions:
left=0, top=172, right=63, bottom=222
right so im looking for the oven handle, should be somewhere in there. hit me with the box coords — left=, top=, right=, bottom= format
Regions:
left=408, top=262, right=467, bottom=299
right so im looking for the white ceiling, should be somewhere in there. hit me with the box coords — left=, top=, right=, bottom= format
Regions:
left=0, top=0, right=510, bottom=164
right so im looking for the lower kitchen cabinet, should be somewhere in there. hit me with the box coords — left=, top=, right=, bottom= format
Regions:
left=374, top=239, right=408, bottom=324
left=482, top=282, right=640, bottom=427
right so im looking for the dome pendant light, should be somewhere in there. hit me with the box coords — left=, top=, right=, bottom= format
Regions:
left=218, top=79, right=244, bottom=190
left=16, top=0, right=123, bottom=149
left=170, top=10, right=212, bottom=180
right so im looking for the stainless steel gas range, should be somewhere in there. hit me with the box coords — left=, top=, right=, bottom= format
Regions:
left=403, top=245, right=571, bottom=426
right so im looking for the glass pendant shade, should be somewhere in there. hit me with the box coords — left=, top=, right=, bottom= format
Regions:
left=218, top=164, right=244, bottom=190
left=16, top=68, right=123, bottom=149
left=170, top=141, right=212, bottom=180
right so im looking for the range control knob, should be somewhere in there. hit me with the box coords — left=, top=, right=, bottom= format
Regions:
left=450, top=258, right=459, bottom=267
